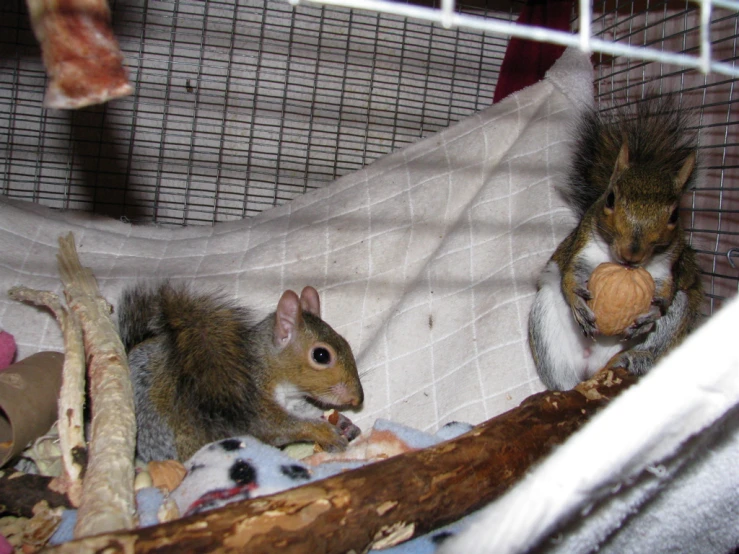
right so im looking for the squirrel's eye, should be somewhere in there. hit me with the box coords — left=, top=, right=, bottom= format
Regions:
left=605, top=191, right=615, bottom=210
left=668, top=207, right=679, bottom=225
left=311, top=346, right=332, bottom=366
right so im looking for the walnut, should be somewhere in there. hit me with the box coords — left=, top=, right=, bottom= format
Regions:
left=147, top=460, right=187, bottom=493
left=588, top=263, right=655, bottom=336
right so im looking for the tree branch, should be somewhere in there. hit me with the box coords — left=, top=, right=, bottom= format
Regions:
left=44, top=367, right=637, bottom=553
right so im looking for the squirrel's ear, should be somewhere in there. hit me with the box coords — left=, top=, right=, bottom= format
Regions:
left=615, top=140, right=630, bottom=171
left=609, top=140, right=629, bottom=187
left=273, top=290, right=302, bottom=347
left=675, top=151, right=696, bottom=192
left=299, top=286, right=321, bottom=317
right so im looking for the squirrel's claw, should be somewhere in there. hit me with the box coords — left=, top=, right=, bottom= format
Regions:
left=572, top=296, right=598, bottom=339
left=609, top=350, right=654, bottom=376
left=574, top=284, right=593, bottom=302
left=313, top=422, right=350, bottom=453
left=652, top=296, right=671, bottom=315
left=331, top=412, right=361, bottom=442
left=622, top=305, right=661, bottom=340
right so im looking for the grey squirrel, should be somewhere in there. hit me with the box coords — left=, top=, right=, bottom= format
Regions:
left=528, top=95, right=704, bottom=391
left=117, top=282, right=364, bottom=461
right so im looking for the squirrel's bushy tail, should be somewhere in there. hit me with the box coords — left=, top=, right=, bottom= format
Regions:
left=564, top=94, right=699, bottom=218
left=117, top=281, right=258, bottom=360
left=117, top=281, right=170, bottom=352
left=116, top=280, right=248, bottom=352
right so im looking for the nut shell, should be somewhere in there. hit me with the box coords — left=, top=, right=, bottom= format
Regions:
left=147, top=459, right=187, bottom=492
left=588, top=263, right=655, bottom=336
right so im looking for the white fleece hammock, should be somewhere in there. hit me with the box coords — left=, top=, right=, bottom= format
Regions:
left=0, top=48, right=737, bottom=553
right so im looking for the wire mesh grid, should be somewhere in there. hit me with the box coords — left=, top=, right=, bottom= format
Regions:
left=585, top=2, right=739, bottom=313
left=0, top=0, right=516, bottom=224
left=0, top=0, right=737, bottom=311
left=297, top=0, right=739, bottom=76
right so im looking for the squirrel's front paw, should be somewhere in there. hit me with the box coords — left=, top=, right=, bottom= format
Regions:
left=312, top=422, right=350, bottom=453
left=622, top=305, right=660, bottom=340
left=652, top=295, right=672, bottom=315
left=324, top=411, right=361, bottom=442
left=571, top=292, right=598, bottom=338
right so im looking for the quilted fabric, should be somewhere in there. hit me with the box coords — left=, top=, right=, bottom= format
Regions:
left=0, top=48, right=591, bottom=435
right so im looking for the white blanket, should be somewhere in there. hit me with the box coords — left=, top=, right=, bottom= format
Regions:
left=1, top=47, right=737, bottom=552
left=0, top=48, right=591, bottom=434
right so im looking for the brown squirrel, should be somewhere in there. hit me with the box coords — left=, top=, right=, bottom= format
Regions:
left=528, top=95, right=704, bottom=391
left=117, top=282, right=364, bottom=461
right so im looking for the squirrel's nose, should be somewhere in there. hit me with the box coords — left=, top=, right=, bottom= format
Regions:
left=617, top=242, right=647, bottom=266
left=621, top=255, right=643, bottom=267
left=351, top=388, right=364, bottom=406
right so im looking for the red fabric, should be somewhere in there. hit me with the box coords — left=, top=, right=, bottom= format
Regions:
left=0, top=331, right=15, bottom=370
left=493, top=0, right=575, bottom=103
left=0, top=534, right=11, bottom=554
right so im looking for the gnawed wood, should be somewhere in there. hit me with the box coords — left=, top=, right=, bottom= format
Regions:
left=45, top=367, right=637, bottom=553
left=7, top=287, right=86, bottom=507
left=56, top=233, right=136, bottom=538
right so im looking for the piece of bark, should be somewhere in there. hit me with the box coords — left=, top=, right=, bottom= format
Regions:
left=55, top=233, right=137, bottom=538
left=24, top=0, right=133, bottom=109
left=44, top=367, right=638, bottom=554
left=7, top=287, right=87, bottom=507
left=0, top=472, right=72, bottom=518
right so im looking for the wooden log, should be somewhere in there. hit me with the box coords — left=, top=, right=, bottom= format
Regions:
left=44, top=367, right=637, bottom=554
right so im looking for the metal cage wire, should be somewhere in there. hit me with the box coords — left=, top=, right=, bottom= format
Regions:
left=294, top=0, right=739, bottom=76
left=1, top=0, right=516, bottom=223
left=0, top=0, right=737, bottom=312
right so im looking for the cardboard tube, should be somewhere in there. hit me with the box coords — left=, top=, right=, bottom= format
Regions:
left=0, top=352, right=64, bottom=467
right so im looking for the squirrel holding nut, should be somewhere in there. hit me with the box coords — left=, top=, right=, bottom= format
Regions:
left=118, top=282, right=364, bottom=461
left=528, top=95, right=704, bottom=391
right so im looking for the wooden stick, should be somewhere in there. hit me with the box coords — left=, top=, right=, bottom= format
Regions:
left=44, top=367, right=637, bottom=553
left=7, top=287, right=86, bottom=507
left=55, top=233, right=137, bottom=538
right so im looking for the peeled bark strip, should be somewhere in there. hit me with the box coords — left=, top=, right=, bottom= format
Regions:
left=55, top=233, right=136, bottom=537
left=45, top=368, right=637, bottom=554
left=24, top=0, right=133, bottom=109
left=7, top=287, right=86, bottom=507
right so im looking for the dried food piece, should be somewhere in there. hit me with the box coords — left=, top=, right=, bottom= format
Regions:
left=25, top=0, right=133, bottom=108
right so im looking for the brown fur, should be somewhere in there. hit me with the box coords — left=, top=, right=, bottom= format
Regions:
left=119, top=282, right=363, bottom=461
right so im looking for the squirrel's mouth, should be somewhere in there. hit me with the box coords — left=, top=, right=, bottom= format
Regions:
left=307, top=389, right=362, bottom=410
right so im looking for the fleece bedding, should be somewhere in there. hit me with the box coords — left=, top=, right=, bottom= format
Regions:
left=1, top=47, right=737, bottom=553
